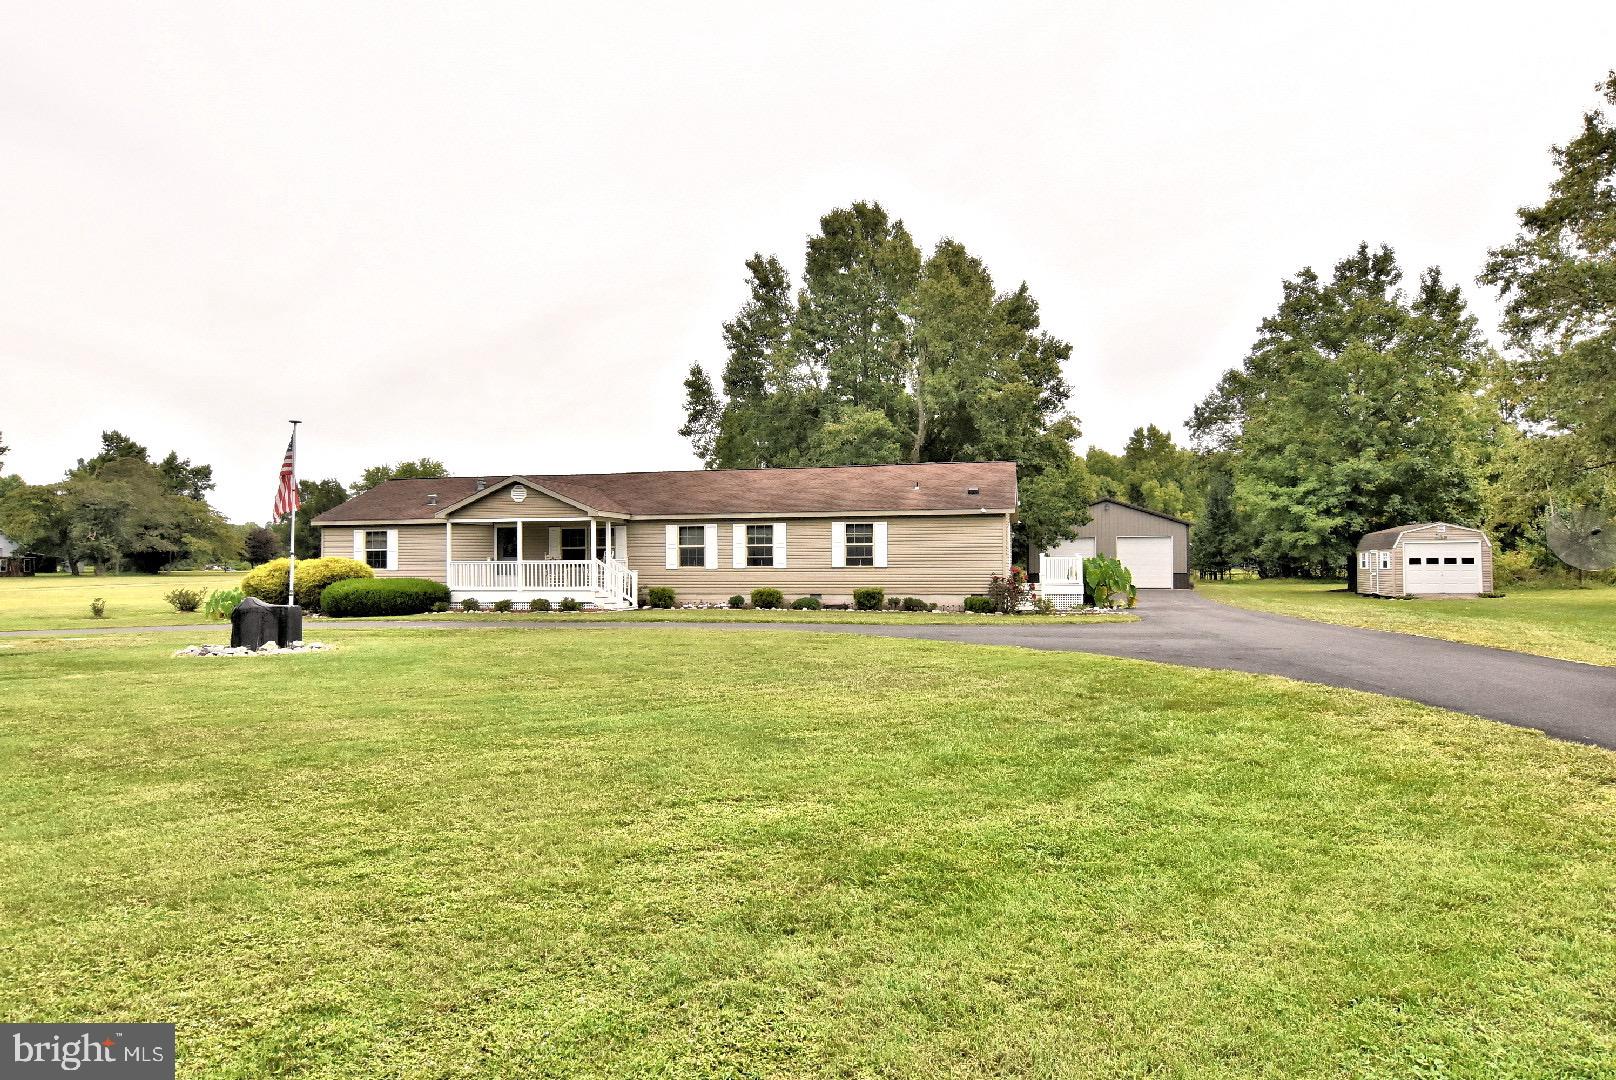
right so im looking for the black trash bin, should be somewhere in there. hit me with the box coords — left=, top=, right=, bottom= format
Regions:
left=230, top=597, right=303, bottom=649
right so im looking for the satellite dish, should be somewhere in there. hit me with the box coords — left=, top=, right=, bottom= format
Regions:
left=1546, top=505, right=1616, bottom=572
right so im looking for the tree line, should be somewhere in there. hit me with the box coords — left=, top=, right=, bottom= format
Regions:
left=0, top=433, right=448, bottom=575
left=680, top=73, right=1616, bottom=580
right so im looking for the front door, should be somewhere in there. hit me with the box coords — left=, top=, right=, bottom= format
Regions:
left=495, top=525, right=518, bottom=561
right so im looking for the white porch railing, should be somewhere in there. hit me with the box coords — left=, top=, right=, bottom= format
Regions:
left=449, top=559, right=638, bottom=607
left=1038, top=555, right=1086, bottom=610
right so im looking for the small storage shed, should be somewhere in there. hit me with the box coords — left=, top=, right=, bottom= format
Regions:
left=1355, top=523, right=1493, bottom=597
left=1040, top=499, right=1191, bottom=589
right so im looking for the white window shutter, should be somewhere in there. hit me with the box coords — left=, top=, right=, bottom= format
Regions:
left=353, top=529, right=364, bottom=560
left=664, top=525, right=678, bottom=570
left=874, top=522, right=888, bottom=567
left=612, top=525, right=627, bottom=563
left=774, top=522, right=787, bottom=568
left=703, top=524, right=717, bottom=569
left=831, top=522, right=846, bottom=568
left=732, top=524, right=746, bottom=569
left=386, top=529, right=398, bottom=571
left=549, top=527, right=562, bottom=560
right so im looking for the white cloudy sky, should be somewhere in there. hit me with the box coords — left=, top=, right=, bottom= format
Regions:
left=4, top=2, right=1614, bottom=522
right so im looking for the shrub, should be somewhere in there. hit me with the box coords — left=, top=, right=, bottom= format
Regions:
left=885, top=596, right=902, bottom=610
left=1083, top=555, right=1136, bottom=608
left=430, top=601, right=450, bottom=613
left=321, top=577, right=452, bottom=617
left=529, top=598, right=552, bottom=612
left=647, top=586, right=676, bottom=609
left=900, top=596, right=929, bottom=612
left=492, top=599, right=513, bottom=613
left=963, top=595, right=994, bottom=614
left=461, top=597, right=482, bottom=612
left=853, top=586, right=885, bottom=611
left=559, top=596, right=583, bottom=612
left=241, top=557, right=373, bottom=612
left=90, top=597, right=107, bottom=619
left=791, top=596, right=822, bottom=610
left=202, top=587, right=243, bottom=620
left=1493, top=548, right=1536, bottom=588
left=163, top=587, right=205, bottom=613
left=750, top=587, right=784, bottom=609
left=728, top=594, right=746, bottom=609
left=987, top=566, right=1032, bottom=613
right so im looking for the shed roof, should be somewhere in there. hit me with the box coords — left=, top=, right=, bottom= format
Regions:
left=314, top=461, right=1018, bottom=524
left=1356, top=523, right=1486, bottom=551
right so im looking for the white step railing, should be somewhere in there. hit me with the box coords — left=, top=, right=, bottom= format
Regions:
left=449, top=559, right=638, bottom=607
left=1038, top=555, right=1086, bottom=610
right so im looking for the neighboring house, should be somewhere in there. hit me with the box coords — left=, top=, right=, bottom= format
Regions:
left=0, top=532, right=37, bottom=577
left=1038, top=499, right=1191, bottom=589
left=1356, top=522, right=1493, bottom=597
left=312, top=462, right=1017, bottom=609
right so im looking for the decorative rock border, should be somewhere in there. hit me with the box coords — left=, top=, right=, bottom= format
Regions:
left=173, top=641, right=331, bottom=658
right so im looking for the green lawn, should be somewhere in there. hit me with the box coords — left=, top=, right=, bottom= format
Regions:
left=3, top=629, right=1614, bottom=1077
left=1200, top=578, right=1616, bottom=667
left=0, top=570, right=239, bottom=631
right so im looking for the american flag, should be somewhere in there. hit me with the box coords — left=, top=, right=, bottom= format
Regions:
left=272, top=435, right=300, bottom=518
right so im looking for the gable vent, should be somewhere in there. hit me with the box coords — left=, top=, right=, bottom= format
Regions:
left=966, top=486, right=980, bottom=496
left=511, top=484, right=527, bottom=503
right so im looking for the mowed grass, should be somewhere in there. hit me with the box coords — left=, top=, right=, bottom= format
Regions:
left=0, top=571, right=239, bottom=631
left=3, top=630, right=1615, bottom=1077
left=1200, top=577, right=1616, bottom=666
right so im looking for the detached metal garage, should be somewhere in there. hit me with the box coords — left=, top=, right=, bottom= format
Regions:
left=1039, top=499, right=1191, bottom=589
left=1356, top=522, right=1493, bottom=597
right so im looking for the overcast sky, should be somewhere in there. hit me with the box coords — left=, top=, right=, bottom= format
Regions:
left=4, top=2, right=1613, bottom=522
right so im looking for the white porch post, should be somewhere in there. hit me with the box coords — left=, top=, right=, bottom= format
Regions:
left=445, top=521, right=453, bottom=589
left=516, top=520, right=524, bottom=561
left=588, top=518, right=598, bottom=589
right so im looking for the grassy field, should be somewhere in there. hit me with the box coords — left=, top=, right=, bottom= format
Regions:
left=3, top=628, right=1614, bottom=1077
left=1200, top=578, right=1616, bottom=666
left=0, top=572, right=1133, bottom=631
left=0, top=570, right=239, bottom=631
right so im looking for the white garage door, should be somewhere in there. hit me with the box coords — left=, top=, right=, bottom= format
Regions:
left=1116, top=535, right=1174, bottom=589
left=1404, top=541, right=1483, bottom=594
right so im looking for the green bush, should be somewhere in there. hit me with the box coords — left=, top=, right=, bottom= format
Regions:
left=900, top=596, right=929, bottom=612
left=321, top=578, right=452, bottom=617
left=430, top=601, right=450, bottom=613
left=90, top=597, right=107, bottom=619
left=202, top=588, right=243, bottom=620
left=853, top=587, right=885, bottom=611
left=647, top=586, right=676, bottom=609
left=987, top=567, right=1032, bottom=613
left=559, top=597, right=583, bottom=612
left=1493, top=548, right=1536, bottom=588
left=492, top=599, right=513, bottom=613
left=241, top=557, right=373, bottom=612
left=164, top=587, right=205, bottom=613
left=750, top=587, right=784, bottom=609
left=791, top=596, right=822, bottom=610
left=728, top=594, right=746, bottom=609
left=529, top=598, right=552, bottom=612
left=964, top=595, right=994, bottom=614
left=461, top=597, right=481, bottom=612
left=1084, top=555, right=1136, bottom=608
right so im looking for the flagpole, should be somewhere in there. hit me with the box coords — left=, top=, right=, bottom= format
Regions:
left=287, top=420, right=301, bottom=604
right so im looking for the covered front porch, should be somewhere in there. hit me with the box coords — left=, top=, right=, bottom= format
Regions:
left=446, top=516, right=636, bottom=609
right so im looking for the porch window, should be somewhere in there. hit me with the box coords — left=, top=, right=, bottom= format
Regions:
left=678, top=525, right=706, bottom=567
left=746, top=524, right=774, bottom=567
left=560, top=527, right=587, bottom=561
left=364, top=530, right=388, bottom=569
left=845, top=523, right=875, bottom=567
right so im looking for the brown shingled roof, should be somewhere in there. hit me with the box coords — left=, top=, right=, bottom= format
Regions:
left=313, top=461, right=1018, bottom=523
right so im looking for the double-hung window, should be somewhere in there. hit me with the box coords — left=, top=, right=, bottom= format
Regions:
left=746, top=524, right=774, bottom=567
left=364, top=530, right=389, bottom=569
left=1379, top=550, right=1392, bottom=570
left=678, top=525, right=707, bottom=567
left=845, top=523, right=876, bottom=567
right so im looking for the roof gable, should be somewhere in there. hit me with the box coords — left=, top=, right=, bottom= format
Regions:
left=435, top=476, right=602, bottom=517
left=1089, top=498, right=1191, bottom=528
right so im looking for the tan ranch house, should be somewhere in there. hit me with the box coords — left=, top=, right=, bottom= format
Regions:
left=313, top=461, right=1017, bottom=609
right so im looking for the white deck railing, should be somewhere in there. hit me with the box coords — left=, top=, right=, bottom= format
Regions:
left=450, top=558, right=638, bottom=606
left=1038, top=555, right=1085, bottom=609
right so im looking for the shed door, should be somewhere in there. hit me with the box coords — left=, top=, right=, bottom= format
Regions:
left=1404, top=541, right=1482, bottom=594
left=1116, top=535, right=1173, bottom=589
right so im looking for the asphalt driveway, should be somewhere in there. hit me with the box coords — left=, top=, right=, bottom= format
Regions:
left=8, top=591, right=1613, bottom=748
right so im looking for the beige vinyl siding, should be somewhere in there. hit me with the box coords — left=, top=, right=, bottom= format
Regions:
left=626, top=514, right=1011, bottom=604
left=1358, top=524, right=1493, bottom=596
left=448, top=485, right=589, bottom=519
left=320, top=525, right=446, bottom=579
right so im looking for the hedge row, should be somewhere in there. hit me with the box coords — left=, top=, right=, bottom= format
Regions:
left=321, top=577, right=451, bottom=617
left=240, top=557, right=373, bottom=612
